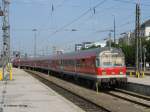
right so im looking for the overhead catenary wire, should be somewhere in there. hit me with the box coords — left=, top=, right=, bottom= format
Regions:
left=48, top=0, right=148, bottom=38
left=112, top=0, right=150, bottom=6
left=48, top=0, right=108, bottom=37
left=12, top=0, right=150, bottom=55
left=12, top=0, right=150, bottom=6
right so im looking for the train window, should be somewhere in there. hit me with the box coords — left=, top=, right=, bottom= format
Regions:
left=59, top=60, right=61, bottom=65
left=69, top=60, right=72, bottom=66
left=76, top=60, right=80, bottom=67
left=61, top=60, right=63, bottom=65
left=103, top=62, right=112, bottom=67
left=63, top=60, right=66, bottom=65
left=69, top=60, right=74, bottom=66
left=80, top=59, right=84, bottom=67
left=101, top=53, right=112, bottom=67
left=82, top=59, right=85, bottom=62
left=96, top=59, right=100, bottom=67
left=112, top=55, right=124, bottom=66
left=71, top=60, right=75, bottom=66
left=67, top=60, right=69, bottom=66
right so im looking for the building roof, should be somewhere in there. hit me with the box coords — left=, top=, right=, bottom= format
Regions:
left=141, top=19, right=150, bottom=28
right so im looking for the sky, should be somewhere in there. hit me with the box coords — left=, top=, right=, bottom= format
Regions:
left=0, top=0, right=150, bottom=56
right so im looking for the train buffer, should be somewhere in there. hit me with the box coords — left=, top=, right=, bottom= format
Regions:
left=0, top=68, right=85, bottom=112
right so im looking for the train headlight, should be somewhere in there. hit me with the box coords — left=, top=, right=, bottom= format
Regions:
left=112, top=72, right=115, bottom=75
left=120, top=71, right=123, bottom=75
left=102, top=71, right=106, bottom=75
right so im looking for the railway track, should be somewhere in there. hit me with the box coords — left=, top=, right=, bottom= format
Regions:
left=26, top=70, right=150, bottom=112
left=104, top=89, right=150, bottom=108
left=114, top=88, right=150, bottom=101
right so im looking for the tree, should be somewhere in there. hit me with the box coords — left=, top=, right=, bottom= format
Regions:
left=117, top=37, right=150, bottom=67
left=145, top=39, right=150, bottom=63
left=120, top=44, right=135, bottom=66
left=111, top=42, right=136, bottom=66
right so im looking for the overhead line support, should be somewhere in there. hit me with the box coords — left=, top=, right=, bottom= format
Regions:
left=2, top=0, right=11, bottom=80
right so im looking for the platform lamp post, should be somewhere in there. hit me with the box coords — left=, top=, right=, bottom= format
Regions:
left=103, top=30, right=113, bottom=50
left=32, top=29, right=37, bottom=57
left=112, top=15, right=116, bottom=44
left=108, top=30, right=114, bottom=50
left=108, top=31, right=112, bottom=50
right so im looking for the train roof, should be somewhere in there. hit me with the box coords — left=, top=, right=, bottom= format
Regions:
left=18, top=47, right=123, bottom=61
left=59, top=47, right=123, bottom=59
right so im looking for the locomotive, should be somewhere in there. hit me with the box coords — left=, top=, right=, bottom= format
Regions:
left=13, top=47, right=127, bottom=88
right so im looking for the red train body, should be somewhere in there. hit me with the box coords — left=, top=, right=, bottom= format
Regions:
left=13, top=47, right=127, bottom=87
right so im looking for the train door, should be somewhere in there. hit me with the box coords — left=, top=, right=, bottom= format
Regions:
left=95, top=58, right=100, bottom=68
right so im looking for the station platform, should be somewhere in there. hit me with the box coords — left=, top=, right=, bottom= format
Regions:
left=0, top=68, right=84, bottom=112
left=127, top=69, right=150, bottom=86
left=128, top=75, right=150, bottom=86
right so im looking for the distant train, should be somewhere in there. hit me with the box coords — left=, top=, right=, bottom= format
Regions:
left=13, top=47, right=127, bottom=88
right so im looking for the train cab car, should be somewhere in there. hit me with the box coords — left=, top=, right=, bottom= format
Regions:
left=95, top=48, right=127, bottom=86
left=50, top=47, right=127, bottom=87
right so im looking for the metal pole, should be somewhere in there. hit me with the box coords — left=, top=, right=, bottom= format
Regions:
left=144, top=50, right=145, bottom=71
left=113, top=15, right=116, bottom=44
left=138, top=3, right=142, bottom=73
left=135, top=3, right=140, bottom=73
left=139, top=36, right=142, bottom=71
left=137, top=0, right=142, bottom=75
left=34, top=32, right=37, bottom=57
left=109, top=32, right=111, bottom=50
left=2, top=0, right=11, bottom=80
left=143, top=46, right=146, bottom=71
left=32, top=29, right=37, bottom=57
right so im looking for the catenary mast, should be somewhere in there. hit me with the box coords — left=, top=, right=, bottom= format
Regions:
left=2, top=0, right=11, bottom=79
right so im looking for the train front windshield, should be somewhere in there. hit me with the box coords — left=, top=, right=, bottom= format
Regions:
left=100, top=51, right=124, bottom=67
left=112, top=54, right=124, bottom=66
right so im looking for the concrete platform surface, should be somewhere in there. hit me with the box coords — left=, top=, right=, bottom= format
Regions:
left=128, top=76, right=150, bottom=86
left=0, top=68, right=84, bottom=112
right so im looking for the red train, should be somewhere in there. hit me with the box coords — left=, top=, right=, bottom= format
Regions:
left=13, top=47, right=127, bottom=88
